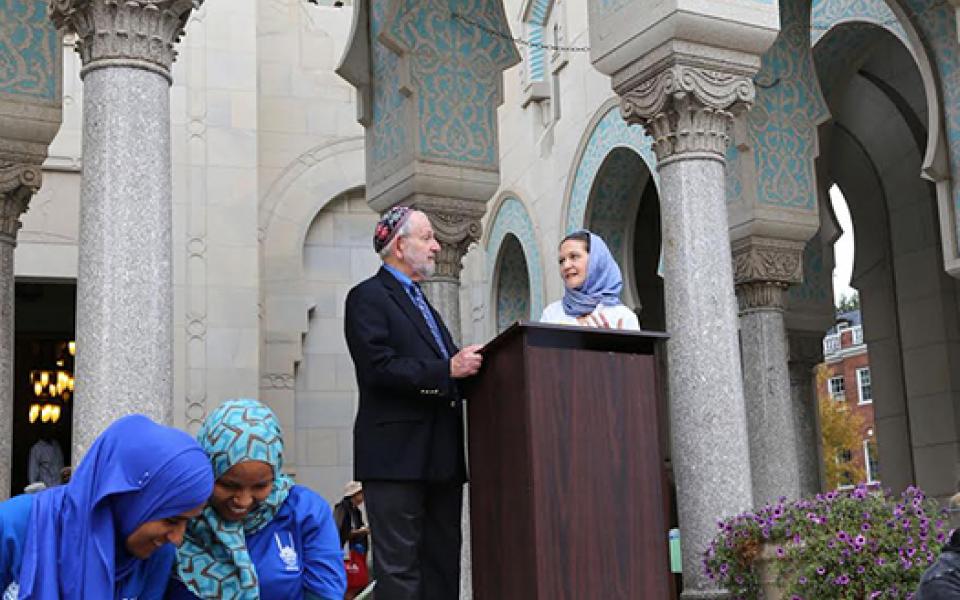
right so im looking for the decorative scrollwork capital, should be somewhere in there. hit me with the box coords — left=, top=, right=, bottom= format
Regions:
left=49, top=0, right=202, bottom=79
left=407, top=198, right=485, bottom=282
left=732, top=237, right=805, bottom=286
left=0, top=163, right=41, bottom=244
left=619, top=64, right=756, bottom=162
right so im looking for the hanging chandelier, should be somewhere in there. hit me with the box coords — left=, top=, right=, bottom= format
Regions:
left=28, top=340, right=75, bottom=424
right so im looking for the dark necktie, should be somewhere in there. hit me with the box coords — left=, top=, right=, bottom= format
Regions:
left=407, top=283, right=450, bottom=359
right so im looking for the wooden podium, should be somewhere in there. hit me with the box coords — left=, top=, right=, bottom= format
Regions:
left=465, top=322, right=671, bottom=599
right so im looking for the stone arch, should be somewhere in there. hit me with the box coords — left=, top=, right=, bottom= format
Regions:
left=259, top=138, right=367, bottom=486
left=811, top=0, right=957, bottom=272
left=814, top=20, right=960, bottom=500
left=484, top=193, right=545, bottom=324
left=260, top=136, right=365, bottom=386
left=562, top=99, right=658, bottom=235
left=491, top=234, right=531, bottom=333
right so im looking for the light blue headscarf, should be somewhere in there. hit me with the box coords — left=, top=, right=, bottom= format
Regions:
left=176, top=399, right=294, bottom=599
left=18, top=415, right=213, bottom=600
left=561, top=230, right=624, bottom=316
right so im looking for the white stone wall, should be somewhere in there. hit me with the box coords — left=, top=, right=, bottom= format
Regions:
left=295, top=189, right=378, bottom=500
left=170, top=0, right=261, bottom=432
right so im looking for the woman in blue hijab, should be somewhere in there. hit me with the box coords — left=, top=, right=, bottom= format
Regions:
left=0, top=414, right=214, bottom=599
left=166, top=399, right=345, bottom=600
left=540, top=230, right=640, bottom=330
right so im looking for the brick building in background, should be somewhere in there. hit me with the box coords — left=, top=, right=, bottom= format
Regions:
left=818, top=310, right=879, bottom=487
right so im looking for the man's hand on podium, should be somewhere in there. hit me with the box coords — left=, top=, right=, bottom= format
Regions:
left=450, top=344, right=483, bottom=378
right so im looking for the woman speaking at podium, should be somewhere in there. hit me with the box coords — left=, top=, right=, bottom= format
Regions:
left=540, top=230, right=640, bottom=331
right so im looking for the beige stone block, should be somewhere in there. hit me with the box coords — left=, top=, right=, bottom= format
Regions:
left=230, top=91, right=258, bottom=130
left=304, top=428, right=341, bottom=466
left=302, top=317, right=348, bottom=355
left=295, top=391, right=356, bottom=428
left=304, top=212, right=335, bottom=244
left=304, top=284, right=339, bottom=318
left=205, top=245, right=258, bottom=286
left=206, top=127, right=257, bottom=168
left=261, top=97, right=308, bottom=133
left=206, top=327, right=259, bottom=369
left=205, top=368, right=260, bottom=402
left=301, top=352, right=337, bottom=390
left=205, top=286, right=259, bottom=328
left=333, top=212, right=377, bottom=247
left=259, top=62, right=293, bottom=96
left=206, top=49, right=257, bottom=91
left=206, top=204, right=258, bottom=247
left=304, top=246, right=352, bottom=282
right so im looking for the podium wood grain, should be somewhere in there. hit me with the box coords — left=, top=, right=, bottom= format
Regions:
left=466, top=323, right=671, bottom=599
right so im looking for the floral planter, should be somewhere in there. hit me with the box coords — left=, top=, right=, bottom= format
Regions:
left=756, top=543, right=784, bottom=600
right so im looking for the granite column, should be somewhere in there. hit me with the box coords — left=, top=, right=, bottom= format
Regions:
left=0, top=165, right=41, bottom=498
left=50, top=0, right=203, bottom=457
left=616, top=78, right=757, bottom=597
left=734, top=239, right=806, bottom=505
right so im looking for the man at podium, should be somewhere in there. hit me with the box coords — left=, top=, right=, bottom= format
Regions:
left=344, top=206, right=483, bottom=600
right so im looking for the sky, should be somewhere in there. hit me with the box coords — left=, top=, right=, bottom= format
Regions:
left=829, top=185, right=857, bottom=306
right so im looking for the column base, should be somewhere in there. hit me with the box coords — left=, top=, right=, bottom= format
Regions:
left=681, top=589, right=732, bottom=600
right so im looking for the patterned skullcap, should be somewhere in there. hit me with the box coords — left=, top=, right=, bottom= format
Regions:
left=373, top=205, right=413, bottom=253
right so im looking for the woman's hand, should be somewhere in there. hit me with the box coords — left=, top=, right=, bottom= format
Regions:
left=575, top=312, right=624, bottom=329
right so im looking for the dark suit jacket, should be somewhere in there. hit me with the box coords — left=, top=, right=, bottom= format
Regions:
left=344, top=267, right=467, bottom=483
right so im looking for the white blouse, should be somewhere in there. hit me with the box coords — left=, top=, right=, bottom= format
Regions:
left=539, top=300, right=641, bottom=331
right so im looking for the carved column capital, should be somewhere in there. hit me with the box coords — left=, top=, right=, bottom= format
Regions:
left=732, top=236, right=805, bottom=284
left=413, top=198, right=484, bottom=282
left=0, top=163, right=42, bottom=245
left=733, top=236, right=806, bottom=312
left=618, top=64, right=756, bottom=163
left=49, top=0, right=202, bottom=80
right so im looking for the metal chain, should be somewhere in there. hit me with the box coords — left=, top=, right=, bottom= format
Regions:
left=450, top=12, right=591, bottom=53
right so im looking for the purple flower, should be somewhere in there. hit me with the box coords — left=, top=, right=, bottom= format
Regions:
left=816, top=566, right=826, bottom=575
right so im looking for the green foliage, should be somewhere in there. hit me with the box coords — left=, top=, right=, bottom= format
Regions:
left=837, top=292, right=861, bottom=312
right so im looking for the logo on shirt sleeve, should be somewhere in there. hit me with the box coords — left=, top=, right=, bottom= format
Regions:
left=275, top=531, right=300, bottom=572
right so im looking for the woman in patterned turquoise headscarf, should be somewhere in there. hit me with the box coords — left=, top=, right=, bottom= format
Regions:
left=167, top=399, right=346, bottom=600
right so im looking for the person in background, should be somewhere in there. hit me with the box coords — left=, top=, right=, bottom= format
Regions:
left=916, top=492, right=960, bottom=599
left=540, top=229, right=640, bottom=330
left=0, top=414, right=213, bottom=599
left=334, top=482, right=369, bottom=600
left=167, top=398, right=346, bottom=600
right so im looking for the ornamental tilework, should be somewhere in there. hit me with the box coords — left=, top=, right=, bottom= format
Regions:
left=810, top=0, right=909, bottom=44
left=566, top=106, right=658, bottom=233
left=726, top=0, right=829, bottom=211
left=788, top=234, right=830, bottom=303
left=382, top=0, right=519, bottom=169
left=525, top=0, right=551, bottom=83
left=495, top=235, right=531, bottom=333
left=0, top=0, right=59, bottom=101
left=810, top=0, right=960, bottom=255
left=370, top=0, right=410, bottom=181
left=587, top=148, right=645, bottom=264
left=486, top=196, right=544, bottom=318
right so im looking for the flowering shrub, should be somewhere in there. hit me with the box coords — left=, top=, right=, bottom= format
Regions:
left=703, top=485, right=948, bottom=599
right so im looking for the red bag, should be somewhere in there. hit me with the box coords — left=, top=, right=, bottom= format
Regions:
left=345, top=548, right=370, bottom=591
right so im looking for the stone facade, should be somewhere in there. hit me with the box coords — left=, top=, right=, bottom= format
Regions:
left=4, top=0, right=960, bottom=595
